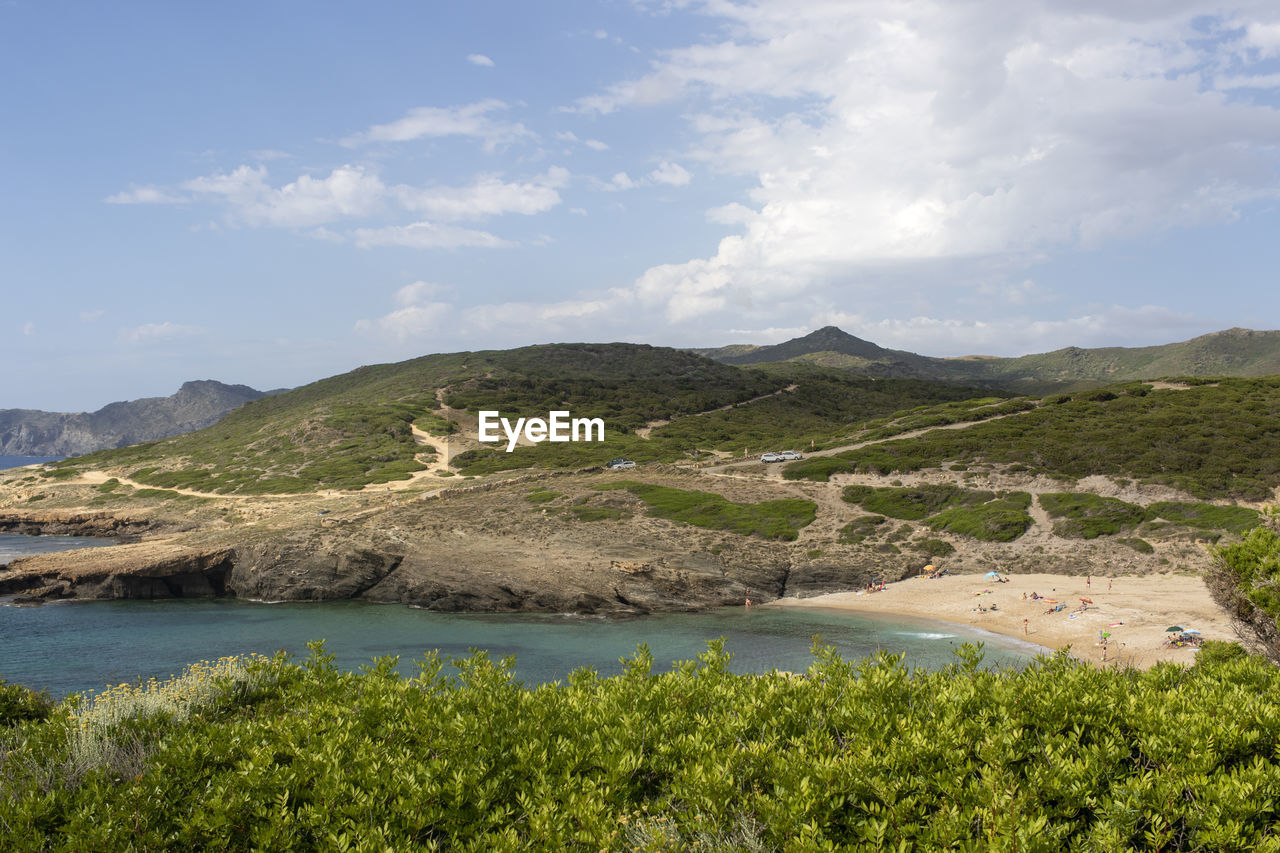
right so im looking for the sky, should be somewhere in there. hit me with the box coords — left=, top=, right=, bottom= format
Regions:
left=5, top=0, right=1280, bottom=411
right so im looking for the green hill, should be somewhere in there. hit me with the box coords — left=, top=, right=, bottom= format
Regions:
left=697, top=326, right=1280, bottom=392
left=62, top=345, right=990, bottom=493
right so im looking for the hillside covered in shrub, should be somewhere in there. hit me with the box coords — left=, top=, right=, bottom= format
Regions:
left=785, top=377, right=1280, bottom=500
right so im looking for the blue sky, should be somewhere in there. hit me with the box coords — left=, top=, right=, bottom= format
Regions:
left=5, top=1, right=1280, bottom=410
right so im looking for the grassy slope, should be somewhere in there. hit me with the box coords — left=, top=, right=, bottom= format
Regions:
left=65, top=344, right=788, bottom=494
left=786, top=378, right=1280, bottom=501
left=451, top=363, right=995, bottom=475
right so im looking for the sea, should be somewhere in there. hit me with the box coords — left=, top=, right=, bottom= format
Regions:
left=0, top=533, right=1048, bottom=699
left=0, top=455, right=62, bottom=470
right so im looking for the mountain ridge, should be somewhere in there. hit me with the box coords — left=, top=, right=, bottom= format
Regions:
left=692, top=326, right=1280, bottom=391
left=0, top=380, right=280, bottom=457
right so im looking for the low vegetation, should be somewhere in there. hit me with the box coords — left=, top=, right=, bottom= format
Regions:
left=841, top=485, right=1033, bottom=542
left=6, top=644, right=1280, bottom=849
left=596, top=481, right=816, bottom=541
left=454, top=366, right=994, bottom=476
left=1039, top=492, right=1147, bottom=539
left=925, top=494, right=1034, bottom=543
left=786, top=378, right=1280, bottom=500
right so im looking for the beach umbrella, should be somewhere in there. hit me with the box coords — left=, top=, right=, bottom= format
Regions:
left=1183, top=628, right=1201, bottom=634
left=1166, top=626, right=1184, bottom=632
left=984, top=571, right=1001, bottom=579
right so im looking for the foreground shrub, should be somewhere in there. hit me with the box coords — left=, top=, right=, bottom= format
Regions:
left=7, top=644, right=1280, bottom=849
left=0, top=680, right=52, bottom=727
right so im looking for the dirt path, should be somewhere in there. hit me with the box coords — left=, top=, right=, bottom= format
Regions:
left=702, top=407, right=1030, bottom=474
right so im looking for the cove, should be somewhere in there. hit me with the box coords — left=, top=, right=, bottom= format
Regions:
left=0, top=597, right=1045, bottom=698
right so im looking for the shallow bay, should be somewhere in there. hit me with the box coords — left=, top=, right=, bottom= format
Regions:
left=0, top=597, right=1044, bottom=698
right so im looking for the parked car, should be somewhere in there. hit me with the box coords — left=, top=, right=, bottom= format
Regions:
left=760, top=452, right=784, bottom=463
left=606, top=458, right=636, bottom=469
left=777, top=450, right=804, bottom=461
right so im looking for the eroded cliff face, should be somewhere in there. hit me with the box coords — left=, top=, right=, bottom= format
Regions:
left=0, top=493, right=833, bottom=614
left=0, top=510, right=171, bottom=539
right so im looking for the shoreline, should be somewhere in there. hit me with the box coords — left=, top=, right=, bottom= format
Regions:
left=768, top=571, right=1236, bottom=669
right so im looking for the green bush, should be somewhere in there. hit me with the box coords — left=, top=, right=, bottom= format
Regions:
left=1195, top=640, right=1250, bottom=667
left=841, top=484, right=989, bottom=520
left=596, top=481, right=816, bottom=541
left=926, top=496, right=1033, bottom=542
left=1144, top=502, right=1260, bottom=536
left=1119, top=537, right=1154, bottom=554
left=782, top=457, right=856, bottom=482
left=10, top=645, right=1280, bottom=848
left=910, top=538, right=955, bottom=556
left=0, top=678, right=53, bottom=726
left=839, top=515, right=887, bottom=544
left=1039, top=493, right=1145, bottom=539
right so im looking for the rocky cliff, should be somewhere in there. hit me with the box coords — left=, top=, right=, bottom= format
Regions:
left=0, top=380, right=278, bottom=456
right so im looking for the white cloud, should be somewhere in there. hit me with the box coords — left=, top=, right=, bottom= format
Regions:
left=555, top=131, right=610, bottom=150
left=121, top=321, right=206, bottom=344
left=181, top=165, right=385, bottom=228
left=394, top=280, right=452, bottom=306
left=340, top=99, right=532, bottom=151
left=706, top=202, right=754, bottom=224
left=116, top=164, right=567, bottom=238
left=105, top=185, right=188, bottom=204
left=648, top=160, right=692, bottom=186
left=600, top=0, right=1280, bottom=323
left=394, top=167, right=568, bottom=221
left=21, top=321, right=34, bottom=336
left=606, top=171, right=636, bottom=191
left=250, top=149, right=291, bottom=161
left=356, top=281, right=454, bottom=340
left=1243, top=20, right=1280, bottom=58
left=78, top=309, right=104, bottom=323
left=467, top=53, right=495, bottom=67
left=351, top=222, right=516, bottom=249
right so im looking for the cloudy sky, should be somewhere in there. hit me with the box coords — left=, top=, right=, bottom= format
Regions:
left=6, top=1, right=1280, bottom=410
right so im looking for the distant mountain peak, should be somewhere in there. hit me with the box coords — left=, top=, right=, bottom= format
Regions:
left=0, top=381, right=273, bottom=457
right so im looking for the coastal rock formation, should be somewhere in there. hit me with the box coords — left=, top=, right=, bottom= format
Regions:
left=0, top=510, right=171, bottom=539
left=0, top=541, right=235, bottom=601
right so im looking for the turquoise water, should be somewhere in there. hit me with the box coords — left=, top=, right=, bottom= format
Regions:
left=0, top=600, right=1045, bottom=698
left=0, top=535, right=1046, bottom=697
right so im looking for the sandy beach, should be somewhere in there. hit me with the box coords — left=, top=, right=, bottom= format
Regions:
left=769, top=571, right=1238, bottom=669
